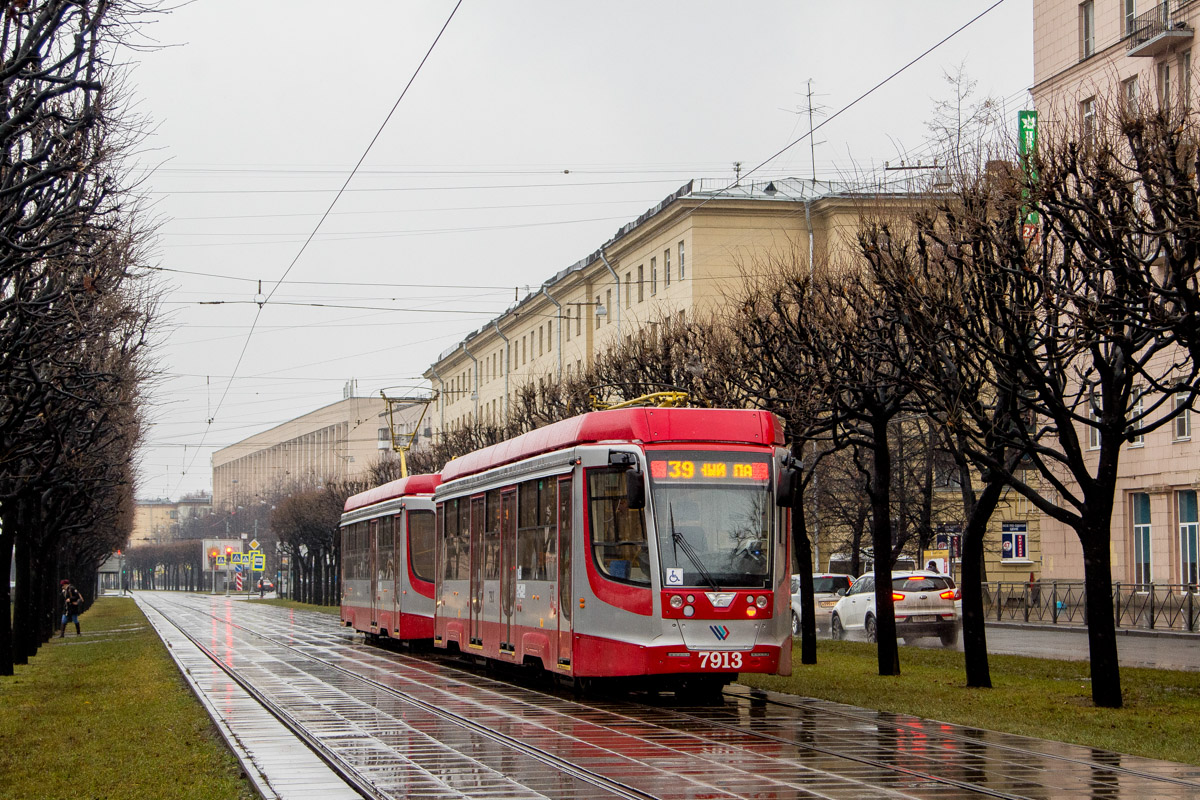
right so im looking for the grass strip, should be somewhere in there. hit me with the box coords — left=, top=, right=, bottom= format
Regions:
left=739, top=639, right=1200, bottom=766
left=0, top=597, right=257, bottom=800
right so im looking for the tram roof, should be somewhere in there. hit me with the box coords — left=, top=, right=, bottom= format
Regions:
left=344, top=472, right=442, bottom=513
left=439, top=408, right=783, bottom=484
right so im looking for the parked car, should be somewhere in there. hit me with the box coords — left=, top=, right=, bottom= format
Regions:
left=830, top=570, right=960, bottom=646
left=790, top=573, right=855, bottom=635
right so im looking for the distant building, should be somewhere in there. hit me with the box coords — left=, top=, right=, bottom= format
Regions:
left=211, top=395, right=428, bottom=511
left=130, top=491, right=212, bottom=544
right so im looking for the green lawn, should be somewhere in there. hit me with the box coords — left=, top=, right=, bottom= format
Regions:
left=0, top=597, right=257, bottom=800
left=739, top=639, right=1200, bottom=766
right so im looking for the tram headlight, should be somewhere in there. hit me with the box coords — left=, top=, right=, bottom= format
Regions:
left=755, top=595, right=768, bottom=609
left=686, top=594, right=695, bottom=604
left=683, top=605, right=695, bottom=617
left=669, top=595, right=684, bottom=609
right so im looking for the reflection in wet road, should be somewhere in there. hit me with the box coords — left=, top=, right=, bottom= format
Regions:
left=140, top=592, right=1200, bottom=799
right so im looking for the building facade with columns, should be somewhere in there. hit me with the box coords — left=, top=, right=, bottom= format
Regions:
left=1033, top=0, right=1199, bottom=585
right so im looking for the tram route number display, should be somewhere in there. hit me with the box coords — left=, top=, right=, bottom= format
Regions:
left=697, top=651, right=744, bottom=670
left=649, top=459, right=769, bottom=482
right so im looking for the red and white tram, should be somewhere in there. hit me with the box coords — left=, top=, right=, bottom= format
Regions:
left=339, top=407, right=794, bottom=692
left=340, top=472, right=441, bottom=640
left=433, top=406, right=793, bottom=692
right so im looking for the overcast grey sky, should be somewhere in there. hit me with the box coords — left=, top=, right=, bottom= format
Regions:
left=130, top=0, right=1034, bottom=501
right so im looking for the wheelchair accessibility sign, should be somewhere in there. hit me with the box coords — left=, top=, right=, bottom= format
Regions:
left=665, top=568, right=684, bottom=586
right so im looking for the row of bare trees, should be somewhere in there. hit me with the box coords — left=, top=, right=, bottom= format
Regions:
left=0, top=2, right=158, bottom=676
left=379, top=100, right=1200, bottom=709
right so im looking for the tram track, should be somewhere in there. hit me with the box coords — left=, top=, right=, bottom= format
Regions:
left=144, top=593, right=681, bottom=800
left=718, top=686, right=1200, bottom=793
left=143, top=593, right=1200, bottom=800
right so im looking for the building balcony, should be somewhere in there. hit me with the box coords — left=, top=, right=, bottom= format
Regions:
left=1128, top=1, right=1193, bottom=57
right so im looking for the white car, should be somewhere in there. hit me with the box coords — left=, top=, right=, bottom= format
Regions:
left=830, top=570, right=960, bottom=646
left=789, top=573, right=855, bottom=635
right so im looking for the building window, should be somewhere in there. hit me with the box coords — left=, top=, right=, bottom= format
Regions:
left=565, top=308, right=571, bottom=341
left=664, top=248, right=671, bottom=287
left=1080, top=1, right=1095, bottom=60
left=538, top=326, right=544, bottom=357
left=547, top=321, right=552, bottom=353
left=1158, top=60, right=1172, bottom=110
left=1182, top=50, right=1192, bottom=109
left=625, top=271, right=631, bottom=308
left=595, top=295, right=601, bottom=329
left=1088, top=391, right=1101, bottom=449
left=605, top=289, right=612, bottom=324
left=651, top=257, right=657, bottom=295
left=1081, top=96, right=1096, bottom=137
left=1129, top=386, right=1144, bottom=446
left=1133, top=492, right=1151, bottom=586
left=1001, top=522, right=1028, bottom=561
left=576, top=305, right=581, bottom=337
left=637, top=264, right=644, bottom=302
left=679, top=241, right=686, bottom=279
left=1180, top=491, right=1199, bottom=584
left=1123, top=75, right=1139, bottom=110
left=1124, top=0, right=1136, bottom=38
left=1176, top=391, right=1191, bottom=440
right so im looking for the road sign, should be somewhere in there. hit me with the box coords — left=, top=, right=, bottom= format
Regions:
left=215, top=555, right=226, bottom=567
left=235, top=571, right=243, bottom=591
left=249, top=538, right=259, bottom=551
left=251, top=552, right=266, bottom=572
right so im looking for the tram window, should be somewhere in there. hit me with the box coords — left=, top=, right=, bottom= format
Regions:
left=481, top=494, right=499, bottom=581
left=442, top=500, right=456, bottom=581
left=379, top=517, right=394, bottom=581
left=457, top=500, right=472, bottom=580
left=588, top=469, right=650, bottom=585
left=517, top=478, right=557, bottom=580
left=558, top=478, right=572, bottom=621
left=409, top=511, right=435, bottom=582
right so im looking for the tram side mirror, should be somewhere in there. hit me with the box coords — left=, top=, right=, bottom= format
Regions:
left=776, top=465, right=800, bottom=508
left=625, top=469, right=646, bottom=510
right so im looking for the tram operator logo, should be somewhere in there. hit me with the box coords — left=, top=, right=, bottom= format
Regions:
left=710, top=625, right=731, bottom=641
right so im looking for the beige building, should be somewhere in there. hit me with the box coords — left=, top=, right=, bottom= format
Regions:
left=130, top=491, right=213, bottom=545
left=212, top=396, right=430, bottom=511
left=1033, top=1, right=1198, bottom=585
left=425, top=177, right=921, bottom=434
left=423, top=177, right=1047, bottom=576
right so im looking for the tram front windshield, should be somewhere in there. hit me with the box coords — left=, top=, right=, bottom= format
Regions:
left=648, top=451, right=772, bottom=589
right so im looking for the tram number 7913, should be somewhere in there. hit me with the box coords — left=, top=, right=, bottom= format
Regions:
left=697, top=651, right=744, bottom=670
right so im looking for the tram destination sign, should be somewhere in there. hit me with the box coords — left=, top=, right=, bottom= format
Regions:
left=649, top=458, right=769, bottom=482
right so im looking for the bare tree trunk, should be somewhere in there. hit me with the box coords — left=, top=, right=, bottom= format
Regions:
left=870, top=417, right=900, bottom=676
left=1082, top=531, right=1122, bottom=708
left=960, top=479, right=1002, bottom=688
left=792, top=495, right=817, bottom=665
left=0, top=504, right=14, bottom=675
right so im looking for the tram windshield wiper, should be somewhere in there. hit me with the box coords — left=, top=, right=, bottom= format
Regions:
left=669, top=505, right=718, bottom=591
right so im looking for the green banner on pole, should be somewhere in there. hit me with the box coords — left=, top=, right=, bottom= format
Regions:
left=1019, top=110, right=1040, bottom=241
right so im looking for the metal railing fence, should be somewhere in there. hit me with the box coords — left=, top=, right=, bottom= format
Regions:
left=981, top=581, right=1199, bottom=633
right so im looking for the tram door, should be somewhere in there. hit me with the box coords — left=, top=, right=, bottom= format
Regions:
left=369, top=519, right=379, bottom=626
left=501, top=490, right=517, bottom=650
left=469, top=496, right=485, bottom=646
left=556, top=477, right=573, bottom=668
